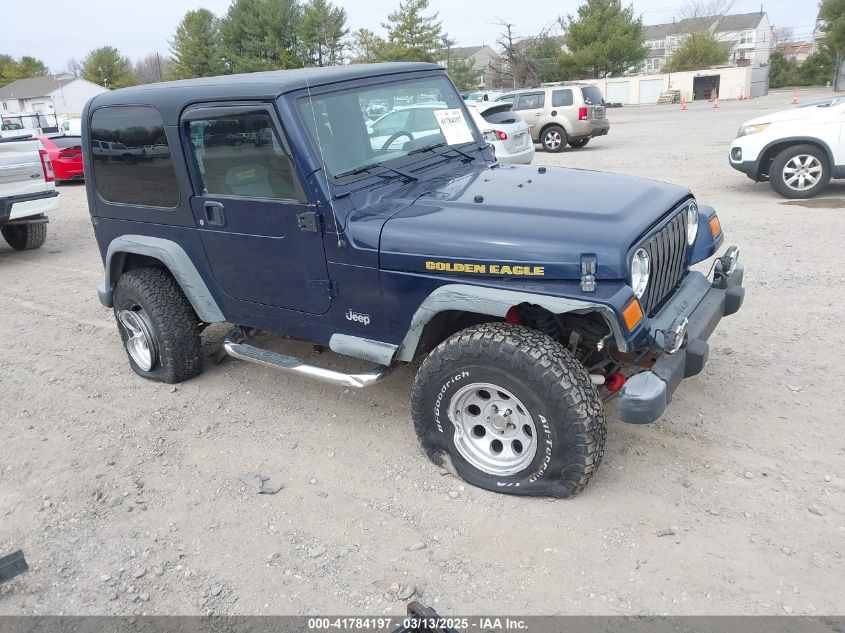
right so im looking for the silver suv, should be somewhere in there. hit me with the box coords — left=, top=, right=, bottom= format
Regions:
left=497, top=83, right=610, bottom=153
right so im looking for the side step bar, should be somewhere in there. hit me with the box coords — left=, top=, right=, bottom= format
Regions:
left=223, top=336, right=394, bottom=389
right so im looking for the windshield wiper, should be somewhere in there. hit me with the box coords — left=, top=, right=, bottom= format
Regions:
left=407, top=142, right=475, bottom=161
left=336, top=162, right=419, bottom=181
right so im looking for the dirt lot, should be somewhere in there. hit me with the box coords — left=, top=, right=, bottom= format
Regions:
left=1, top=88, right=843, bottom=616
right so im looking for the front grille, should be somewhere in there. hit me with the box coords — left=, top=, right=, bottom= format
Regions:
left=640, top=210, right=688, bottom=316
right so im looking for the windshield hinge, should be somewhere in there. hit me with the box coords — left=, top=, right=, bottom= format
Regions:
left=297, top=211, right=322, bottom=233
left=309, top=280, right=337, bottom=298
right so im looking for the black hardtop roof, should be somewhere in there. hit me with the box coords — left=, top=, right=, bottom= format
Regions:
left=87, top=62, right=442, bottom=124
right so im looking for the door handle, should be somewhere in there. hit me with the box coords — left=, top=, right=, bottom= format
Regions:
left=203, top=201, right=225, bottom=227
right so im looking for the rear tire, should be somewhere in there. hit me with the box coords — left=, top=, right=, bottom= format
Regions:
left=1, top=222, right=47, bottom=250
left=411, top=323, right=606, bottom=498
left=541, top=125, right=567, bottom=153
left=769, top=144, right=830, bottom=199
left=113, top=267, right=203, bottom=383
left=569, top=138, right=590, bottom=148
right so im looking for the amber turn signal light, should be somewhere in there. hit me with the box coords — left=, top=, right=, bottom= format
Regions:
left=622, top=299, right=644, bottom=331
left=709, top=215, right=722, bottom=237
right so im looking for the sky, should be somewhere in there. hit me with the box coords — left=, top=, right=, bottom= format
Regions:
left=3, top=0, right=818, bottom=73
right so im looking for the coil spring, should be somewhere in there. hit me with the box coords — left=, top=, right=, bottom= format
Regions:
left=521, top=305, right=560, bottom=339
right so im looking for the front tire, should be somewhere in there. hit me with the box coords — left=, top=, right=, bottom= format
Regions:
left=2, top=222, right=47, bottom=250
left=113, top=267, right=203, bottom=383
left=540, top=125, right=567, bottom=153
left=411, top=323, right=606, bottom=498
left=769, top=144, right=830, bottom=199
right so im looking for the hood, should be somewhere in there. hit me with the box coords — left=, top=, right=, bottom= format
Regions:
left=377, top=164, right=690, bottom=280
left=741, top=101, right=844, bottom=127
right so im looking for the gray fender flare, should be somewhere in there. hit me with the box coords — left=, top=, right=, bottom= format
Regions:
left=393, top=283, right=627, bottom=362
left=100, top=235, right=225, bottom=323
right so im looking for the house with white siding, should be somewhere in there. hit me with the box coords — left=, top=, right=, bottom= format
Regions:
left=642, top=12, right=773, bottom=74
left=0, top=74, right=107, bottom=117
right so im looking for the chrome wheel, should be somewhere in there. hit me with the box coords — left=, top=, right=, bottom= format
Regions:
left=118, top=308, right=157, bottom=371
left=783, top=154, right=822, bottom=191
left=543, top=130, right=562, bottom=150
left=448, top=382, right=537, bottom=476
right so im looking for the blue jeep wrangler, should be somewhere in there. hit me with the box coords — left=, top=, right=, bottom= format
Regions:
left=82, top=63, right=744, bottom=498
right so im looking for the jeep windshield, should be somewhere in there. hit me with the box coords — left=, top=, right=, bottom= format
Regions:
left=296, top=75, right=479, bottom=179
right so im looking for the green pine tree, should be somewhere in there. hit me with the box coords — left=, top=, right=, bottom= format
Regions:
left=221, top=0, right=304, bottom=73
left=302, top=0, right=349, bottom=66
left=379, top=0, right=444, bottom=62
left=168, top=9, right=225, bottom=79
left=561, top=0, right=647, bottom=78
left=82, top=47, right=135, bottom=89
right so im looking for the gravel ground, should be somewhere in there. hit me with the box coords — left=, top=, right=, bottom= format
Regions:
left=1, top=88, right=843, bottom=616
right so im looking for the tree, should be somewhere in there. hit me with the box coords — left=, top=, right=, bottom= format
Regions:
left=302, top=0, right=349, bottom=66
left=65, top=57, right=83, bottom=78
left=772, top=26, right=795, bottom=49
left=169, top=8, right=225, bottom=79
left=561, top=0, right=648, bottom=78
left=0, top=54, right=15, bottom=87
left=664, top=31, right=727, bottom=71
left=13, top=57, right=49, bottom=80
left=487, top=20, right=536, bottom=89
left=818, top=0, right=845, bottom=86
left=379, top=0, right=444, bottom=62
left=801, top=50, right=834, bottom=85
left=524, top=35, right=569, bottom=84
left=350, top=28, right=385, bottom=63
left=221, top=0, right=303, bottom=73
left=82, top=46, right=135, bottom=88
left=447, top=56, right=479, bottom=91
left=134, top=53, right=169, bottom=84
left=0, top=54, right=49, bottom=86
left=768, top=51, right=800, bottom=88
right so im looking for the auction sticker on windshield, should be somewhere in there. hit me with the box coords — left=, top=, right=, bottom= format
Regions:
left=434, top=109, right=474, bottom=145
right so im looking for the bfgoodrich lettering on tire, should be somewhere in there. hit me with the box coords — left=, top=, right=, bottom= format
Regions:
left=411, top=323, right=606, bottom=498
left=112, top=267, right=203, bottom=383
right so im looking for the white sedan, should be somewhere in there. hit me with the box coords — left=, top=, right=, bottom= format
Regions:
left=466, top=102, right=534, bottom=165
left=729, top=98, right=844, bottom=199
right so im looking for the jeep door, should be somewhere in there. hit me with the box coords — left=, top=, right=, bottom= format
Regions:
left=182, top=104, right=332, bottom=315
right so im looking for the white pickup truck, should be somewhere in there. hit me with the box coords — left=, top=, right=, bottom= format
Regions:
left=0, top=135, right=59, bottom=250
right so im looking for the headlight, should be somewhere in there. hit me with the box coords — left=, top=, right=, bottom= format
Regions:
left=686, top=201, right=699, bottom=245
left=630, top=248, right=650, bottom=298
left=737, top=123, right=769, bottom=137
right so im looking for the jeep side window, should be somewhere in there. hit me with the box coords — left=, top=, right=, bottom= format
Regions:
left=186, top=114, right=298, bottom=200
left=514, top=93, right=545, bottom=111
left=89, top=105, right=180, bottom=208
left=552, top=89, right=573, bottom=107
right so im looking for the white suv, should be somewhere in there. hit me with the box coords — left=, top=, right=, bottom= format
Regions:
left=729, top=97, right=845, bottom=199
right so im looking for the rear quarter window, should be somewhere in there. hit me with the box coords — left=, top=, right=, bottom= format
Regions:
left=48, top=135, right=82, bottom=149
left=552, top=89, right=573, bottom=107
left=482, top=109, right=520, bottom=125
left=580, top=86, right=604, bottom=105
left=89, top=106, right=179, bottom=208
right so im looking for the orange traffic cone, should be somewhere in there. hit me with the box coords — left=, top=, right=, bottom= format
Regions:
left=681, top=95, right=687, bottom=111
left=791, top=88, right=798, bottom=104
left=739, top=90, right=744, bottom=101
left=712, top=92, right=719, bottom=108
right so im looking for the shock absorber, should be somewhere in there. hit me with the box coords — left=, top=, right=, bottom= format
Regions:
left=520, top=305, right=561, bottom=340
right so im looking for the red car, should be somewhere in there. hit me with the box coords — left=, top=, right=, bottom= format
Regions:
left=35, top=135, right=83, bottom=182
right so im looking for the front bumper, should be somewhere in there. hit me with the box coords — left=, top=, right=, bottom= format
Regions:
left=617, top=248, right=745, bottom=424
